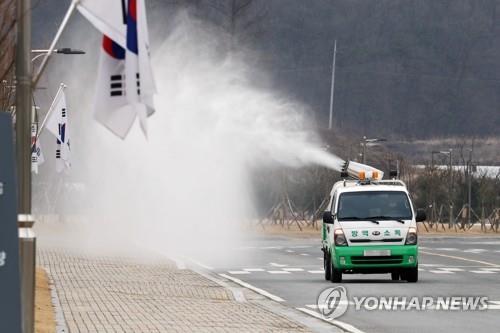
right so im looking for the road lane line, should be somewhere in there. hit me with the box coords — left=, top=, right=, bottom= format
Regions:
left=219, top=273, right=285, bottom=302
left=429, top=270, right=455, bottom=274
left=243, top=268, right=265, bottom=272
left=469, top=270, right=497, bottom=274
left=270, top=262, right=287, bottom=267
left=296, top=307, right=367, bottom=333
left=186, top=258, right=214, bottom=270
left=463, top=249, right=488, bottom=253
left=308, top=270, right=325, bottom=274
left=438, top=267, right=464, bottom=272
left=306, top=303, right=352, bottom=309
left=282, top=268, right=304, bottom=272
left=268, top=270, right=291, bottom=274
left=228, top=270, right=250, bottom=275
left=420, top=250, right=500, bottom=267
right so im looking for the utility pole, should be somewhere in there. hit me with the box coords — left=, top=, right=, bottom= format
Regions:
left=328, top=40, right=337, bottom=130
left=448, top=149, right=453, bottom=227
left=362, top=136, right=366, bottom=164
left=361, top=136, right=386, bottom=165
left=467, top=148, right=473, bottom=226
left=16, top=1, right=36, bottom=333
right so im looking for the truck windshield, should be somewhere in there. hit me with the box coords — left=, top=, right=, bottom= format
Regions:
left=337, top=191, right=412, bottom=221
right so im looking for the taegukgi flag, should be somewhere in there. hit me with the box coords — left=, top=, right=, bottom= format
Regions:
left=93, top=35, right=136, bottom=138
left=45, top=90, right=71, bottom=173
left=77, top=0, right=156, bottom=139
left=31, top=123, right=45, bottom=174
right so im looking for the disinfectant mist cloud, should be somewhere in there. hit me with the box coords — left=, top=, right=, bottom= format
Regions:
left=36, top=14, right=344, bottom=262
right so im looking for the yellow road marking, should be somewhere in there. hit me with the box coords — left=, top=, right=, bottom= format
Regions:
left=420, top=250, right=499, bottom=267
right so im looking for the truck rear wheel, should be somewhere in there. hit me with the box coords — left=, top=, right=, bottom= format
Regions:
left=324, top=251, right=332, bottom=281
left=391, top=272, right=400, bottom=281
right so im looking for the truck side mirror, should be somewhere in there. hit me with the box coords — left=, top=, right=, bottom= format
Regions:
left=323, top=211, right=334, bottom=224
left=415, top=209, right=427, bottom=222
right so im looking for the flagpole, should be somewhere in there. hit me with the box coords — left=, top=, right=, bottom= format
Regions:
left=32, top=0, right=79, bottom=87
left=37, top=83, right=66, bottom=140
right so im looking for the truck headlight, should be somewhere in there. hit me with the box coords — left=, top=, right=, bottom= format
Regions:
left=334, top=229, right=348, bottom=246
left=405, top=227, right=418, bottom=245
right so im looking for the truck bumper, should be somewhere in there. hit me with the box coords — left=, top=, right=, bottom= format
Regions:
left=331, top=245, right=418, bottom=271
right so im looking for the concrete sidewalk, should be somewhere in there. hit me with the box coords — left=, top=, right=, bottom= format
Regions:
left=38, top=248, right=312, bottom=333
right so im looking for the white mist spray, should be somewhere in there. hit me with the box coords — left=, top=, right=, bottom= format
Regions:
left=36, top=14, right=344, bottom=262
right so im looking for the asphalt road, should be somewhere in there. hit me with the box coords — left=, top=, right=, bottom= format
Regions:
left=191, top=234, right=500, bottom=333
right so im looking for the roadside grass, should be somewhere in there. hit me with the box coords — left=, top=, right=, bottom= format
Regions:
left=249, top=221, right=500, bottom=238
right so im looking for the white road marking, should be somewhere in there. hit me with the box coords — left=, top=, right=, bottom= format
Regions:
left=186, top=258, right=214, bottom=270
left=317, top=257, right=323, bottom=260
left=286, top=250, right=295, bottom=253
left=296, top=307, right=367, bottom=333
left=479, top=268, right=500, bottom=271
left=300, top=253, right=310, bottom=256
left=420, top=264, right=441, bottom=267
left=282, top=268, right=304, bottom=272
left=418, top=268, right=425, bottom=271
left=290, top=245, right=313, bottom=249
left=463, top=249, right=488, bottom=253
left=488, top=301, right=500, bottom=310
left=219, top=273, right=285, bottom=302
left=261, top=246, right=283, bottom=250
left=470, top=270, right=497, bottom=274
left=268, top=270, right=291, bottom=274
left=438, top=267, right=464, bottom=272
left=429, top=270, right=455, bottom=274
left=270, top=262, right=287, bottom=267
left=306, top=303, right=352, bottom=309
left=228, top=270, right=250, bottom=275
left=421, top=250, right=500, bottom=267
left=243, top=268, right=265, bottom=272
left=308, top=270, right=325, bottom=274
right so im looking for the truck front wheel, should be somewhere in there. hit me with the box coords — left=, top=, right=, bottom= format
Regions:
left=403, top=266, right=418, bottom=283
left=331, top=263, right=342, bottom=283
left=324, top=251, right=332, bottom=281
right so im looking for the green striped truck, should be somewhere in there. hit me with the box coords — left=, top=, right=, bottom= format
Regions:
left=322, top=175, right=426, bottom=283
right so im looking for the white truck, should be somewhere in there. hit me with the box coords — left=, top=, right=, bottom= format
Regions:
left=322, top=163, right=426, bottom=283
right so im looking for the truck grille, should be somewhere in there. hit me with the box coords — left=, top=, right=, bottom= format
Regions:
left=351, top=255, right=404, bottom=265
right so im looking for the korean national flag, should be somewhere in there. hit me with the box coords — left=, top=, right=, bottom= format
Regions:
left=31, top=123, right=45, bottom=174
left=125, top=0, right=156, bottom=136
left=93, top=35, right=136, bottom=138
left=45, top=90, right=71, bottom=173
left=78, top=0, right=156, bottom=139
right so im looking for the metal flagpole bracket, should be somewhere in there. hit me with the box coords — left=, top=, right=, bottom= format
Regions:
left=18, top=214, right=35, bottom=228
